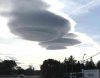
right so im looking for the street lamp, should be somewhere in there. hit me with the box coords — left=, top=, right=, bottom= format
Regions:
left=82, top=53, right=86, bottom=78
left=83, top=53, right=86, bottom=64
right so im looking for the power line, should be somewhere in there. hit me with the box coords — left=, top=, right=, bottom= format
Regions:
left=86, top=52, right=100, bottom=61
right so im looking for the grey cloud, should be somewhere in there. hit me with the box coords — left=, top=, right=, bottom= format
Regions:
left=63, top=33, right=78, bottom=38
left=8, top=10, right=71, bottom=42
left=5, top=56, right=18, bottom=61
left=0, top=0, right=12, bottom=12
left=0, top=53, right=13, bottom=55
left=5, top=56, right=21, bottom=64
left=46, top=46, right=66, bottom=50
left=0, top=0, right=48, bottom=16
left=39, top=38, right=81, bottom=48
left=12, top=0, right=48, bottom=12
left=22, top=0, right=47, bottom=8
left=3, top=0, right=81, bottom=50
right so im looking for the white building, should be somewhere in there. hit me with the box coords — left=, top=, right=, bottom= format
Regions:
left=82, top=69, right=100, bottom=78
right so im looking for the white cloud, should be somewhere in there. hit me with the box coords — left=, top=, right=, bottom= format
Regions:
left=0, top=16, right=16, bottom=38
left=68, top=0, right=100, bottom=16
left=45, top=0, right=100, bottom=16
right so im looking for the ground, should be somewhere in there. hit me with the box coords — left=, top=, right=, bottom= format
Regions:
left=0, top=75, right=39, bottom=78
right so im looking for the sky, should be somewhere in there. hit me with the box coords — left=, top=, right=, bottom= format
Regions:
left=0, top=0, right=100, bottom=70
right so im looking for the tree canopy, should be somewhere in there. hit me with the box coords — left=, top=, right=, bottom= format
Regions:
left=40, top=55, right=100, bottom=78
left=0, top=55, right=100, bottom=76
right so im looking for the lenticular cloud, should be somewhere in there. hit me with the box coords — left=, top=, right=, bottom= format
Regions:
left=8, top=10, right=72, bottom=42
left=39, top=38, right=81, bottom=49
left=1, top=0, right=81, bottom=50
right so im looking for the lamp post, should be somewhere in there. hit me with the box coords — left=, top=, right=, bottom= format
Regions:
left=82, top=53, right=86, bottom=78
left=83, top=53, right=86, bottom=64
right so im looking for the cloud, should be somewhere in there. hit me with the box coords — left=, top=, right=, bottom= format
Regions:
left=11, top=0, right=48, bottom=12
left=69, top=0, right=100, bottom=16
left=5, top=56, right=21, bottom=63
left=46, top=46, right=66, bottom=50
left=1, top=0, right=81, bottom=50
left=0, top=0, right=12, bottom=13
left=39, top=38, right=81, bottom=49
left=8, top=10, right=74, bottom=42
left=63, top=33, right=78, bottom=38
left=44, top=0, right=100, bottom=16
left=5, top=56, right=17, bottom=60
left=0, top=0, right=48, bottom=16
left=0, top=53, right=13, bottom=55
left=0, top=54, right=14, bottom=61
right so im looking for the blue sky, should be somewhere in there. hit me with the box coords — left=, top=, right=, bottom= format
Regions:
left=46, top=0, right=100, bottom=44
left=0, top=0, right=100, bottom=69
left=75, top=6, right=100, bottom=43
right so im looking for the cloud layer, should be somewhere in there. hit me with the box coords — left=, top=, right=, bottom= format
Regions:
left=8, top=10, right=72, bottom=42
left=39, top=38, right=81, bottom=49
left=1, top=0, right=81, bottom=50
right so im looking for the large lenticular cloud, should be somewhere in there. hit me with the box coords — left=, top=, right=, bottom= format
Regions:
left=1, top=0, right=81, bottom=50
left=8, top=10, right=72, bottom=42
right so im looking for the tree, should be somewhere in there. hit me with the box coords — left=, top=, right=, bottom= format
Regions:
left=85, top=57, right=96, bottom=69
left=96, top=60, right=100, bottom=69
left=2, top=60, right=17, bottom=68
left=41, top=59, right=65, bottom=78
left=25, top=65, right=34, bottom=75
left=64, top=55, right=77, bottom=72
left=16, top=66, right=25, bottom=74
left=75, top=61, right=84, bottom=72
left=0, top=60, right=17, bottom=75
left=63, top=57, right=71, bottom=73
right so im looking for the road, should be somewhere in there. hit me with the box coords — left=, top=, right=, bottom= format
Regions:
left=0, top=75, right=39, bottom=78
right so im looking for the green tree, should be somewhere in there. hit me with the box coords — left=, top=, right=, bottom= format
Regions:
left=96, top=60, right=100, bottom=69
left=0, top=60, right=17, bottom=75
left=75, top=61, right=84, bottom=72
left=64, top=56, right=85, bottom=72
left=85, top=57, right=96, bottom=69
left=16, top=66, right=25, bottom=74
left=41, top=59, right=65, bottom=78
left=66, top=55, right=76, bottom=72
left=25, top=65, right=34, bottom=75
left=68, top=55, right=76, bottom=63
